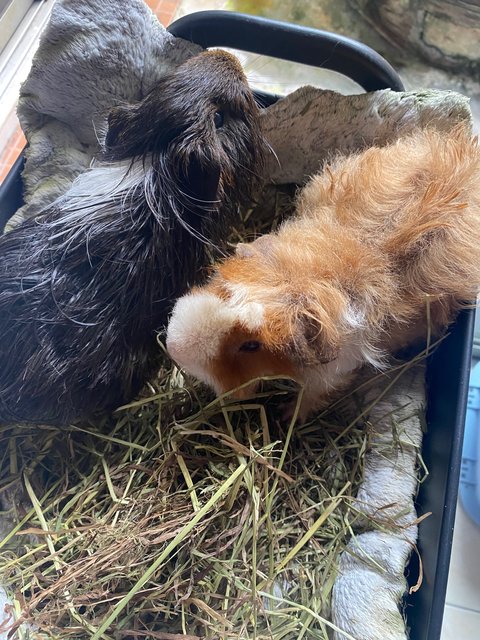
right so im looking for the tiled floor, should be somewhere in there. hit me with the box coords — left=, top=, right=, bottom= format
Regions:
left=441, top=502, right=480, bottom=638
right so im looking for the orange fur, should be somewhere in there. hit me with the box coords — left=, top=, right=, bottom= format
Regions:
left=209, top=324, right=296, bottom=399
left=167, top=126, right=480, bottom=418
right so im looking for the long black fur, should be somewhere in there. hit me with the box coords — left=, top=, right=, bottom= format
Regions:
left=0, top=50, right=265, bottom=425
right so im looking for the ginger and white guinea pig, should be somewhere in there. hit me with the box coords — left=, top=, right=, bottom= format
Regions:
left=166, top=126, right=480, bottom=419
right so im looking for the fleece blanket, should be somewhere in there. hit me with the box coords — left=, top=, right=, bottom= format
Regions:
left=332, top=364, right=425, bottom=640
left=1, top=1, right=473, bottom=639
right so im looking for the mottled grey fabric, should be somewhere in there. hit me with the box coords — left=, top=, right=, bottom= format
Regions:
left=9, top=0, right=200, bottom=229
left=262, top=86, right=472, bottom=183
left=18, top=0, right=200, bottom=146
left=332, top=365, right=425, bottom=640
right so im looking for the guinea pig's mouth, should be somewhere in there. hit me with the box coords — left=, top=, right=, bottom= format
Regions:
left=222, top=381, right=259, bottom=401
left=221, top=376, right=300, bottom=403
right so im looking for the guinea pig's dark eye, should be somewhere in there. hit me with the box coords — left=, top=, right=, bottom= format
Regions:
left=239, top=340, right=261, bottom=353
left=214, top=110, right=224, bottom=129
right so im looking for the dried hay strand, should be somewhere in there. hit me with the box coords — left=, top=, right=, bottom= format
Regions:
left=0, top=361, right=425, bottom=639
left=0, top=188, right=425, bottom=639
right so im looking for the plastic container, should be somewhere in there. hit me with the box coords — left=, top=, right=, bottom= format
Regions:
left=0, top=11, right=474, bottom=640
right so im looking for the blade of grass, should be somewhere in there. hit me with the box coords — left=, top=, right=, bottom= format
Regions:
left=90, top=462, right=247, bottom=639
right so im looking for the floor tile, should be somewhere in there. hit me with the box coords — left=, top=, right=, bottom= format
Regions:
left=445, top=503, right=480, bottom=611
left=441, top=604, right=480, bottom=640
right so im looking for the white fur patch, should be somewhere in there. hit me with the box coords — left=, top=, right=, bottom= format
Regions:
left=167, top=292, right=233, bottom=365
left=237, top=302, right=264, bottom=330
left=300, top=308, right=388, bottom=414
left=70, top=158, right=147, bottom=196
left=224, top=283, right=264, bottom=330
left=343, top=304, right=366, bottom=331
left=358, top=342, right=389, bottom=370
left=300, top=343, right=364, bottom=412
left=166, top=291, right=265, bottom=385
left=342, top=304, right=387, bottom=370
left=47, top=157, right=152, bottom=231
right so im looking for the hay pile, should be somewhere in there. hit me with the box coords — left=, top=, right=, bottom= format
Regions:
left=0, top=190, right=422, bottom=639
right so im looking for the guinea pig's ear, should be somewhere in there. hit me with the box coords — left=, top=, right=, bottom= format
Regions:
left=104, top=94, right=176, bottom=160
left=236, top=243, right=253, bottom=258
left=236, top=235, right=275, bottom=258
left=282, top=290, right=348, bottom=367
left=293, top=313, right=340, bottom=366
left=104, top=105, right=147, bottom=158
left=178, top=150, right=221, bottom=204
left=105, top=106, right=130, bottom=149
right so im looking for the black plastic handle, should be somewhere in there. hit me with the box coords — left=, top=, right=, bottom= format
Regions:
left=0, top=154, right=24, bottom=233
left=168, top=10, right=404, bottom=93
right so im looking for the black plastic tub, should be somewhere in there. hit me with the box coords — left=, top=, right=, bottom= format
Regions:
left=0, top=11, right=473, bottom=640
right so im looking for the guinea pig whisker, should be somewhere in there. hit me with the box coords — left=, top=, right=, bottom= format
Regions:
left=175, top=189, right=221, bottom=206
left=91, top=118, right=108, bottom=149
left=241, top=53, right=265, bottom=73
left=170, top=210, right=211, bottom=246
left=264, top=140, right=281, bottom=169
left=232, top=161, right=264, bottom=182
left=85, top=229, right=97, bottom=270
left=48, top=270, right=99, bottom=327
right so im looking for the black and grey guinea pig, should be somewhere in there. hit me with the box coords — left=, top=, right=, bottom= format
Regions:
left=0, top=49, right=266, bottom=426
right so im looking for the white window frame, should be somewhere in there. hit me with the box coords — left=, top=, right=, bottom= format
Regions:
left=0, top=0, right=53, bottom=148
left=0, top=0, right=38, bottom=53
